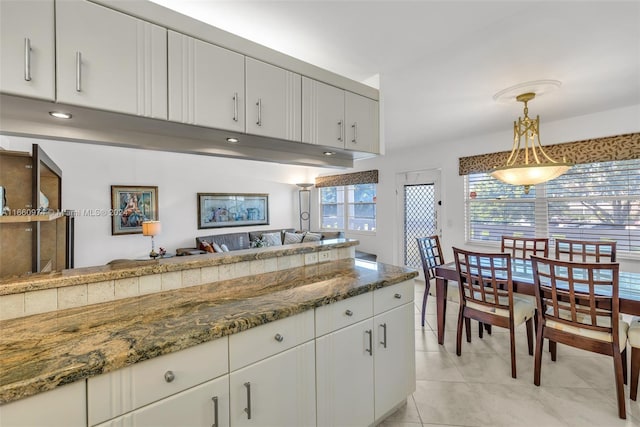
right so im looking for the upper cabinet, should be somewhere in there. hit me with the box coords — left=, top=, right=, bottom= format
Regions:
left=302, top=77, right=380, bottom=153
left=0, top=0, right=55, bottom=101
left=55, top=0, right=167, bottom=119
left=245, top=58, right=301, bottom=142
left=168, top=31, right=245, bottom=132
left=345, top=91, right=379, bottom=153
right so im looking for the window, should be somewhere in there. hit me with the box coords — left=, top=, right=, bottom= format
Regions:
left=466, top=159, right=640, bottom=256
left=321, top=184, right=376, bottom=232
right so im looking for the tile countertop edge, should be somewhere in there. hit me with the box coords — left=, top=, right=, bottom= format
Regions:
left=0, top=238, right=359, bottom=295
left=0, top=259, right=418, bottom=404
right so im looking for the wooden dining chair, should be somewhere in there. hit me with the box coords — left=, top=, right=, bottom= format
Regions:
left=416, top=235, right=459, bottom=327
left=501, top=236, right=549, bottom=259
left=554, top=238, right=616, bottom=262
left=452, top=247, right=535, bottom=378
left=530, top=256, right=628, bottom=419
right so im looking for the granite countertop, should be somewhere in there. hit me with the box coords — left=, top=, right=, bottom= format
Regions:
left=0, top=258, right=418, bottom=404
left=0, top=238, right=358, bottom=295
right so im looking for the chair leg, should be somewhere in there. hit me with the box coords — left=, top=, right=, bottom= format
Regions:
left=478, top=322, right=483, bottom=339
left=612, top=348, right=627, bottom=419
left=631, top=347, right=640, bottom=401
left=622, top=347, right=627, bottom=386
left=465, top=317, right=472, bottom=343
left=509, top=323, right=517, bottom=378
left=421, top=281, right=430, bottom=327
left=534, top=325, right=544, bottom=386
left=456, top=308, right=464, bottom=356
left=485, top=324, right=492, bottom=335
left=525, top=317, right=534, bottom=356
left=550, top=340, right=557, bottom=362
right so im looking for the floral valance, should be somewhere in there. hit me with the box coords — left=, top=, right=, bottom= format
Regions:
left=458, top=132, right=640, bottom=176
left=315, top=170, right=379, bottom=188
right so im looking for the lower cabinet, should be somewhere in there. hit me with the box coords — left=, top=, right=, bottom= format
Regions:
left=230, top=341, right=316, bottom=427
left=95, top=376, right=229, bottom=427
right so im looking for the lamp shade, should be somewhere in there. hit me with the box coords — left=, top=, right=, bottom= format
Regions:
left=490, top=163, right=572, bottom=186
left=142, top=220, right=161, bottom=236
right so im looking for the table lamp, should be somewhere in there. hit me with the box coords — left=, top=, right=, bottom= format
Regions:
left=142, top=220, right=161, bottom=259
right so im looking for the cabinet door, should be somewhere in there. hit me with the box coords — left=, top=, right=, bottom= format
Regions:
left=0, top=0, right=54, bottom=100
left=316, top=319, right=374, bottom=427
left=245, top=57, right=301, bottom=142
left=95, top=376, right=229, bottom=427
left=302, top=77, right=345, bottom=149
left=0, top=381, right=86, bottom=427
left=168, top=31, right=245, bottom=132
left=344, top=91, right=379, bottom=153
left=56, top=0, right=167, bottom=119
left=374, top=302, right=416, bottom=421
left=229, top=341, right=315, bottom=427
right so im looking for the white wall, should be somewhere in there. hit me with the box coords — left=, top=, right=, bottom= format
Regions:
left=0, top=135, right=328, bottom=267
left=355, top=104, right=640, bottom=273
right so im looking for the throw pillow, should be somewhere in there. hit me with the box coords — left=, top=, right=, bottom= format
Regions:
left=283, top=231, right=304, bottom=245
left=220, top=244, right=230, bottom=252
left=302, top=232, right=322, bottom=242
left=212, top=242, right=224, bottom=253
left=199, top=240, right=215, bottom=253
left=262, top=232, right=282, bottom=246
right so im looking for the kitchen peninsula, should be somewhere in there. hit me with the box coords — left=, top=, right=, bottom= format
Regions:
left=0, top=239, right=418, bottom=427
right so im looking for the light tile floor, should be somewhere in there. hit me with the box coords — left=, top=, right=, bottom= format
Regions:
left=378, top=281, right=640, bottom=427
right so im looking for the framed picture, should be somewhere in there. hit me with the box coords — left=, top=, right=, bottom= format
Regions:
left=111, top=185, right=159, bottom=235
left=198, top=193, right=269, bottom=229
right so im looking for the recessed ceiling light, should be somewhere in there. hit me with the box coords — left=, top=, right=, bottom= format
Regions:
left=226, top=137, right=239, bottom=144
left=323, top=151, right=336, bottom=156
left=49, top=111, right=72, bottom=119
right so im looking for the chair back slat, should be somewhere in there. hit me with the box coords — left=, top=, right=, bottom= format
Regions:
left=417, top=235, right=445, bottom=281
left=453, top=247, right=512, bottom=311
left=531, top=256, right=620, bottom=340
left=501, top=236, right=549, bottom=260
left=554, top=238, right=617, bottom=262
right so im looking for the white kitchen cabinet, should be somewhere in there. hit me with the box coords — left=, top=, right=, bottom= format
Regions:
left=345, top=91, right=379, bottom=153
left=0, top=0, right=54, bottom=100
left=0, top=380, right=86, bottom=427
left=229, top=341, right=316, bottom=427
left=316, top=318, right=375, bottom=426
left=374, top=302, right=416, bottom=420
left=245, top=57, right=301, bottom=142
left=168, top=31, right=245, bottom=132
left=302, top=77, right=345, bottom=149
left=56, top=0, right=167, bottom=119
left=94, top=376, right=229, bottom=427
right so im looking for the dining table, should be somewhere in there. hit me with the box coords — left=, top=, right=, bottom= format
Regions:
left=434, top=259, right=640, bottom=345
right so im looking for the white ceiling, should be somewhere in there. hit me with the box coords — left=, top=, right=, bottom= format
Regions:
left=149, top=0, right=640, bottom=152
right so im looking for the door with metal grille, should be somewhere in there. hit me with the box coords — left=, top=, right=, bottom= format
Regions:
left=398, top=170, right=440, bottom=269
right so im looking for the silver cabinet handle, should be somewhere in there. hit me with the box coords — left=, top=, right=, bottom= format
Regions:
left=244, top=382, right=252, bottom=419
left=211, top=396, right=219, bottom=427
left=345, top=309, right=353, bottom=316
left=394, top=293, right=402, bottom=299
left=338, top=120, right=343, bottom=142
left=351, top=122, right=358, bottom=143
left=75, top=51, right=82, bottom=92
left=365, top=329, right=372, bottom=356
left=233, top=92, right=238, bottom=122
left=24, top=38, right=32, bottom=81
left=380, top=323, right=387, bottom=348
left=274, top=333, right=284, bottom=342
left=164, top=371, right=175, bottom=383
left=256, top=98, right=262, bottom=126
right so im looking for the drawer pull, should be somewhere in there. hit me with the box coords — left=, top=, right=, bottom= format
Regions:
left=380, top=323, right=388, bottom=348
left=256, top=98, right=262, bottom=126
left=394, top=293, right=402, bottom=299
left=24, top=38, right=32, bottom=81
left=164, top=370, right=175, bottom=383
left=274, top=333, right=284, bottom=342
left=233, top=92, right=238, bottom=122
left=75, top=51, right=82, bottom=92
left=211, top=396, right=219, bottom=427
left=345, top=309, right=353, bottom=316
left=365, top=329, right=373, bottom=356
left=244, top=382, right=252, bottom=419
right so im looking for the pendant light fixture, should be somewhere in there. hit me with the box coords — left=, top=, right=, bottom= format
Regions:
left=490, top=92, right=572, bottom=193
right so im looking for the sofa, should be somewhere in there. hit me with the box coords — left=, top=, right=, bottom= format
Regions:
left=176, top=229, right=344, bottom=256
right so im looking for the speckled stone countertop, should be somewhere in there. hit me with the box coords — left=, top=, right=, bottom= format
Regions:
left=0, top=258, right=417, bottom=404
left=0, top=238, right=358, bottom=295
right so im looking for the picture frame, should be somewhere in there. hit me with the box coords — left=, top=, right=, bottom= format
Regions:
left=111, top=185, right=159, bottom=235
left=198, top=193, right=269, bottom=229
